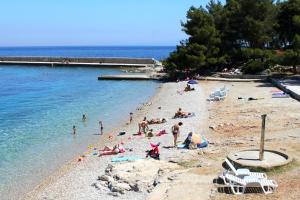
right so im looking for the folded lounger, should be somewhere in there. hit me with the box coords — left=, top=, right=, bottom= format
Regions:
left=224, top=173, right=278, bottom=195
left=220, top=159, right=267, bottom=184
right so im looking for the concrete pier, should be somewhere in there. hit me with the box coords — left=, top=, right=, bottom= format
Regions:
left=0, top=56, right=157, bottom=68
left=98, top=74, right=159, bottom=80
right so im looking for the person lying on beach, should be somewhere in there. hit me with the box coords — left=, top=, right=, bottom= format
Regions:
left=147, top=118, right=167, bottom=124
left=184, top=84, right=195, bottom=92
left=171, top=122, right=183, bottom=147
left=138, top=117, right=149, bottom=134
left=174, top=108, right=193, bottom=118
left=99, top=144, right=125, bottom=156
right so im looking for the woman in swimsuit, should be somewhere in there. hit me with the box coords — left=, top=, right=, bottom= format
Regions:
left=171, top=122, right=183, bottom=147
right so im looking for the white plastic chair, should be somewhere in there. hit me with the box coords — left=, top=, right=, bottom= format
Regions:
left=225, top=174, right=278, bottom=195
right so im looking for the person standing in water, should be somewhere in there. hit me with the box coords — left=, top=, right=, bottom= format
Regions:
left=72, top=125, right=76, bottom=135
left=99, top=121, right=103, bottom=134
left=129, top=112, right=133, bottom=123
left=82, top=114, right=87, bottom=122
left=171, top=122, right=183, bottom=147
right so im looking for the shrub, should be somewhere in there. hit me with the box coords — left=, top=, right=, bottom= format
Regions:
left=241, top=60, right=268, bottom=74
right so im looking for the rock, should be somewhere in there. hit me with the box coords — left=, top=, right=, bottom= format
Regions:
left=130, top=183, right=140, bottom=192
left=116, top=182, right=131, bottom=191
left=98, top=175, right=114, bottom=183
left=111, top=185, right=125, bottom=194
left=108, top=192, right=119, bottom=197
left=209, top=125, right=216, bottom=130
left=105, top=164, right=114, bottom=174
left=91, top=182, right=102, bottom=190
left=153, top=178, right=159, bottom=187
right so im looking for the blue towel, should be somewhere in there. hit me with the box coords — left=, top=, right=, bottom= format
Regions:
left=111, top=156, right=142, bottom=163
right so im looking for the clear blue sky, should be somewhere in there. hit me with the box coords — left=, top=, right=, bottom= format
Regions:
left=0, top=0, right=218, bottom=46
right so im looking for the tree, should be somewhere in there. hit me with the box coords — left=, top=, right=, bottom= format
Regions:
left=277, top=0, right=300, bottom=73
left=277, top=0, right=300, bottom=47
left=165, top=6, right=224, bottom=74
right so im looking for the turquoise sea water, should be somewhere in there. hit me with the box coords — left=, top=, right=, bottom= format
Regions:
left=0, top=46, right=173, bottom=199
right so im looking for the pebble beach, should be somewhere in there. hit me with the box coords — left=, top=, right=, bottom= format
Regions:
left=23, top=80, right=300, bottom=200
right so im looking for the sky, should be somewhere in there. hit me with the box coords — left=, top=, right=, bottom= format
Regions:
left=0, top=0, right=216, bottom=46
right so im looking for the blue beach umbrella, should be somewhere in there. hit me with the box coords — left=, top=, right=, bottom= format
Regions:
left=188, top=80, right=198, bottom=84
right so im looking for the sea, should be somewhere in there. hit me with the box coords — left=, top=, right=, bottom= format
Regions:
left=0, top=46, right=175, bottom=199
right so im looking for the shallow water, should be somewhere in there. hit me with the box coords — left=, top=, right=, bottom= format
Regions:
left=0, top=65, right=159, bottom=199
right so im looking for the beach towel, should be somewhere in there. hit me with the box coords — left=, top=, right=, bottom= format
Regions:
left=111, top=156, right=142, bottom=163
left=156, top=130, right=167, bottom=137
left=272, top=92, right=289, bottom=98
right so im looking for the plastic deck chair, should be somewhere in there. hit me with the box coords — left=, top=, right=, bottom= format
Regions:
left=224, top=174, right=278, bottom=195
left=220, top=159, right=267, bottom=184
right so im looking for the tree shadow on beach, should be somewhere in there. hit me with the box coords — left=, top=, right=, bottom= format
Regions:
left=255, top=81, right=275, bottom=88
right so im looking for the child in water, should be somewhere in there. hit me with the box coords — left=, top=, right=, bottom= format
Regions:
left=73, top=125, right=76, bottom=134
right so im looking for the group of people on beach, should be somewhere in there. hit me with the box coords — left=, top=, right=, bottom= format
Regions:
left=134, top=107, right=190, bottom=147
left=72, top=113, right=104, bottom=135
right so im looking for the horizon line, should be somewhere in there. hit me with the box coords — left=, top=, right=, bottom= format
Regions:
left=0, top=45, right=177, bottom=48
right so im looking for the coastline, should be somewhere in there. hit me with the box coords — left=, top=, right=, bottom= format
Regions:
left=22, top=83, right=165, bottom=200
left=23, top=81, right=209, bottom=200
left=23, top=80, right=300, bottom=200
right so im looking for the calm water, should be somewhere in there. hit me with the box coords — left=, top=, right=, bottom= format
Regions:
left=0, top=46, right=173, bottom=199
left=0, top=46, right=175, bottom=61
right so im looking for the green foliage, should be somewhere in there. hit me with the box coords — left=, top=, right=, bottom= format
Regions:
left=242, top=60, right=268, bottom=74
left=164, top=0, right=300, bottom=77
left=277, top=0, right=300, bottom=47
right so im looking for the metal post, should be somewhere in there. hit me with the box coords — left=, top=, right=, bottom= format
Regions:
left=259, top=114, right=267, bottom=161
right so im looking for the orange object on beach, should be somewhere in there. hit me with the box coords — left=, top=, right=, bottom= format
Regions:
left=108, top=134, right=113, bottom=140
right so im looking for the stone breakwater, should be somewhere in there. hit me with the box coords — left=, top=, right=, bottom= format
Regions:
left=0, top=56, right=158, bottom=67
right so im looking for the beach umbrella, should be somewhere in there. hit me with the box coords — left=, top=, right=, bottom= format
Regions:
left=188, top=80, right=198, bottom=84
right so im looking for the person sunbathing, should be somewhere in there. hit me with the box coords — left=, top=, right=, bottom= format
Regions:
left=99, top=144, right=125, bottom=156
left=174, top=108, right=193, bottom=118
left=147, top=118, right=167, bottom=124
left=184, top=84, right=195, bottom=92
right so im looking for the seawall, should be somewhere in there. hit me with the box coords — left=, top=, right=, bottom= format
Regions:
left=0, top=56, right=156, bottom=67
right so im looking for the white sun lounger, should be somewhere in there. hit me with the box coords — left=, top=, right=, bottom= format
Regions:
left=224, top=158, right=267, bottom=179
left=225, top=174, right=278, bottom=195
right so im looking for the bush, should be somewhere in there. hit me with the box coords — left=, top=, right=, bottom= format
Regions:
left=241, top=60, right=268, bottom=74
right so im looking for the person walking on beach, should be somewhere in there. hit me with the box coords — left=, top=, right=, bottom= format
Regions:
left=129, top=112, right=133, bottom=123
left=171, top=122, right=183, bottom=147
left=99, top=121, right=103, bottom=134
left=73, top=125, right=76, bottom=135
left=138, top=117, right=148, bottom=134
